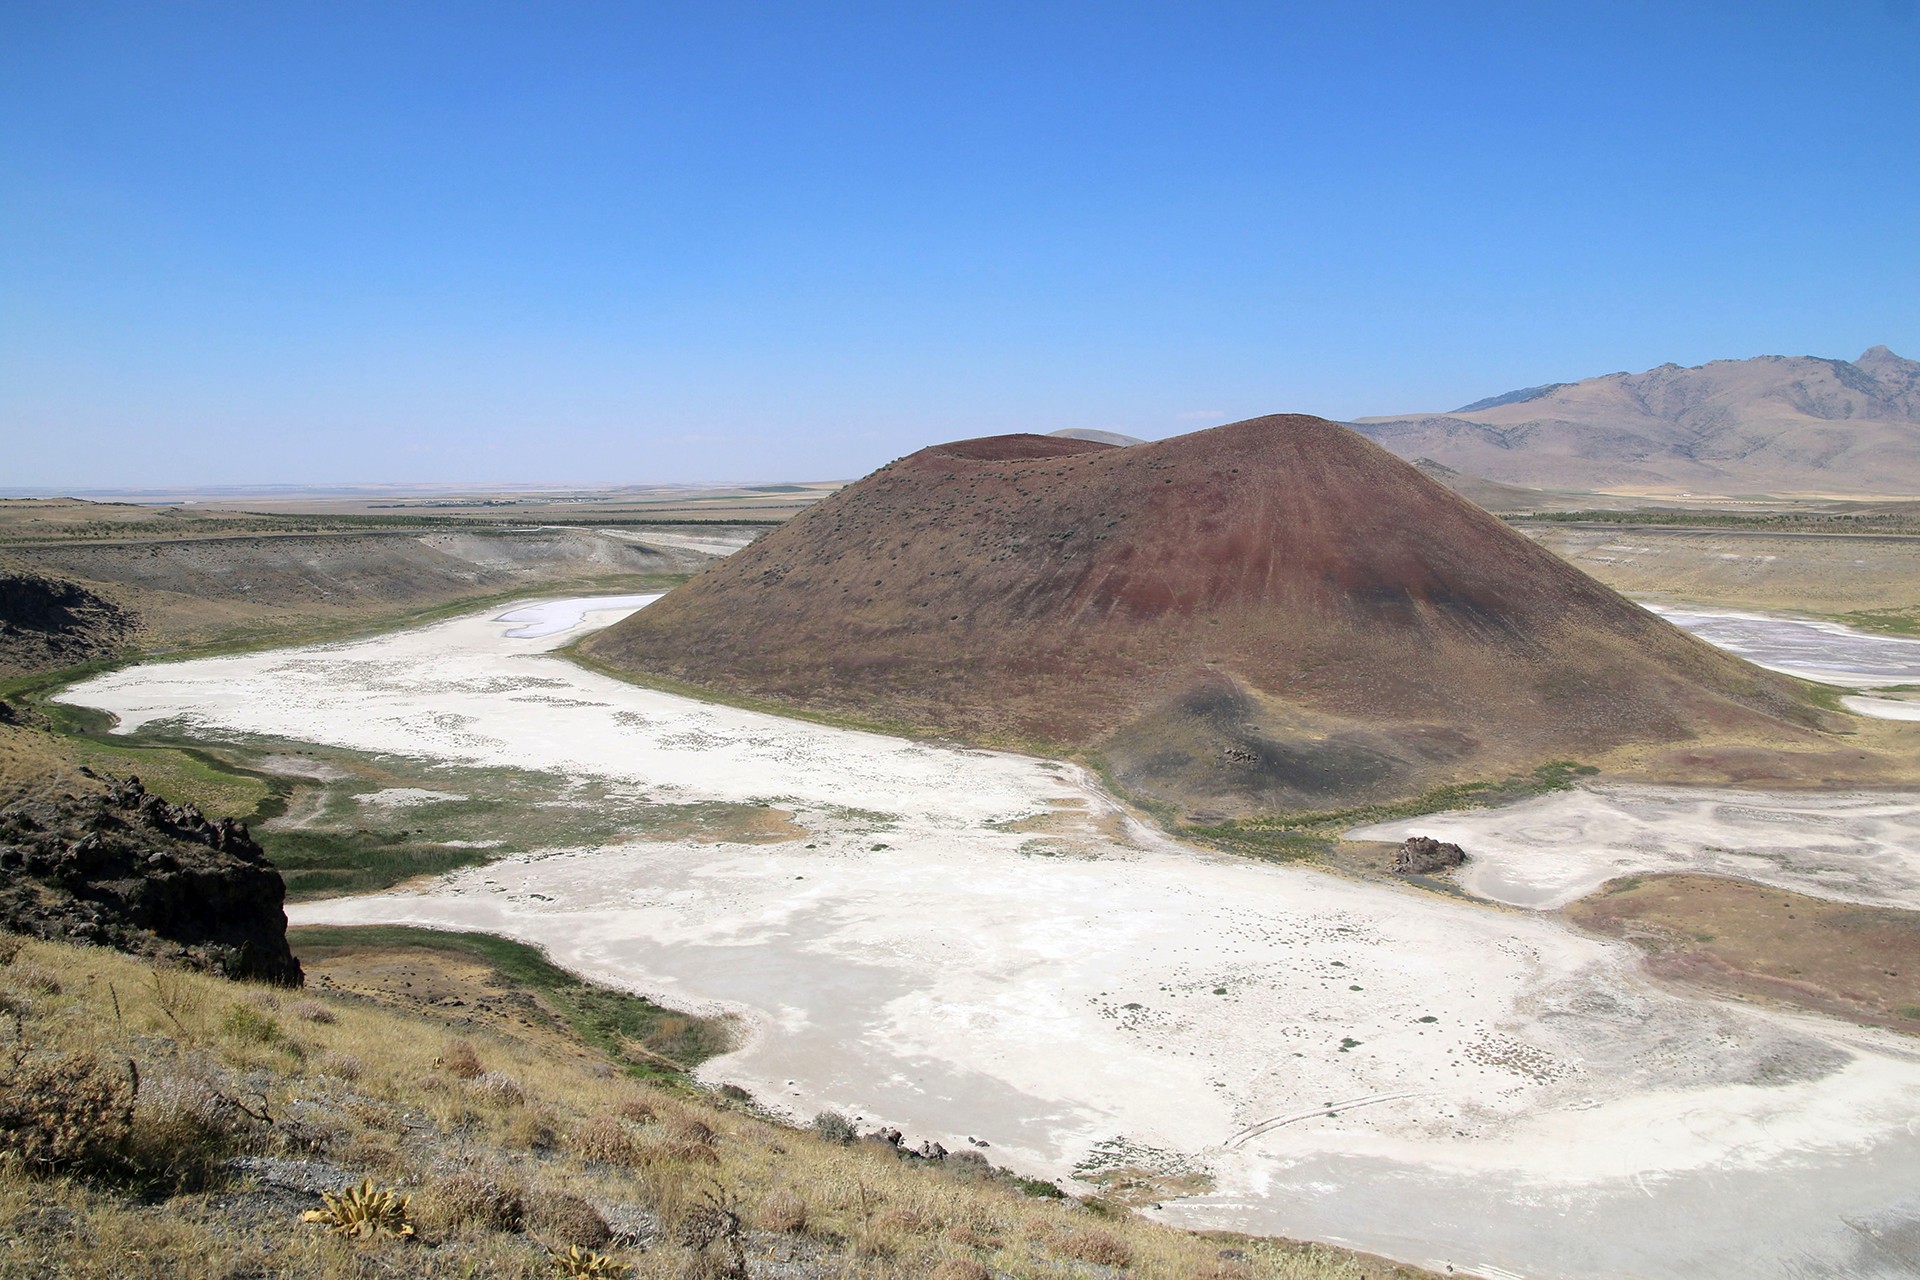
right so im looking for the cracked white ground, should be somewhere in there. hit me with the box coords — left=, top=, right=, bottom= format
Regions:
left=59, top=598, right=1920, bottom=1279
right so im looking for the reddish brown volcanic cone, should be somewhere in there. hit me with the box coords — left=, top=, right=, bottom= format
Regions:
left=582, top=416, right=1820, bottom=815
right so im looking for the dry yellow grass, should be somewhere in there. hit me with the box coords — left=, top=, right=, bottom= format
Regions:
left=0, top=936, right=1434, bottom=1280
left=0, top=723, right=98, bottom=806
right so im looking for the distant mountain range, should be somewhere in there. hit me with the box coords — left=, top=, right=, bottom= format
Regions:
left=1351, top=346, right=1920, bottom=496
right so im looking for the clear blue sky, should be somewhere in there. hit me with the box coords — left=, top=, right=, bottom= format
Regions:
left=4, top=1, right=1917, bottom=487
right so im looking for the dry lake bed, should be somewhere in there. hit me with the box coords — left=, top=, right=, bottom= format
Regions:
left=58, top=597, right=1920, bottom=1279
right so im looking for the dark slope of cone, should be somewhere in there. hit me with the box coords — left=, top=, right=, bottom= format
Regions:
left=582, top=416, right=1825, bottom=816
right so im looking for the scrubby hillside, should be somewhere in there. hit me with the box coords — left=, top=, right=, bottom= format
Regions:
left=583, top=415, right=1829, bottom=818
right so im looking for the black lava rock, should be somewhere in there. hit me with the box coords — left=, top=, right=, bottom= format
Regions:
left=0, top=774, right=301, bottom=985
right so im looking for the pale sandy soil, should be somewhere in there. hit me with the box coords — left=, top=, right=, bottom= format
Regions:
left=56, top=598, right=1920, bottom=1279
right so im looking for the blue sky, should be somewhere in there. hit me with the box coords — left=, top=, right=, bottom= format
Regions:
left=4, top=1, right=1917, bottom=486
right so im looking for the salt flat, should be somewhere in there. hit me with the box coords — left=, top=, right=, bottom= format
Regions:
left=1648, top=603, right=1920, bottom=688
left=1351, top=784, right=1920, bottom=911
left=58, top=597, right=1920, bottom=1279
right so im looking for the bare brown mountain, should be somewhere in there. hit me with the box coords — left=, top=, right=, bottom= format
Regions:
left=581, top=416, right=1829, bottom=817
left=1352, top=346, right=1920, bottom=496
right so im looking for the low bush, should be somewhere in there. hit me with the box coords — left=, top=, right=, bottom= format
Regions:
left=471, top=1070, right=526, bottom=1107
left=314, top=1049, right=362, bottom=1080
left=423, top=1171, right=524, bottom=1234
left=0, top=1049, right=134, bottom=1174
left=1058, top=1225, right=1133, bottom=1267
left=668, top=1117, right=716, bottom=1147
left=126, top=1072, right=250, bottom=1189
left=437, top=1038, right=483, bottom=1079
left=812, top=1110, right=857, bottom=1143
left=570, top=1114, right=639, bottom=1166
left=523, top=1188, right=612, bottom=1249
left=616, top=1097, right=657, bottom=1124
left=290, top=999, right=336, bottom=1025
left=219, top=1004, right=281, bottom=1045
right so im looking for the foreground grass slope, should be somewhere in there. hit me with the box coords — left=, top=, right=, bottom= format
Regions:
left=0, top=936, right=1432, bottom=1280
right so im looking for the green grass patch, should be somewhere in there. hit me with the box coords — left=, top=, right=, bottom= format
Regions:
left=260, top=829, right=501, bottom=899
left=66, top=740, right=272, bottom=819
left=287, top=924, right=733, bottom=1080
left=1796, top=679, right=1874, bottom=717
left=1184, top=760, right=1600, bottom=859
left=1835, top=607, right=1920, bottom=638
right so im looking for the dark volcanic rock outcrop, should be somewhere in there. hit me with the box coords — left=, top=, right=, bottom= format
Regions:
left=582, top=415, right=1824, bottom=816
left=0, top=776, right=301, bottom=984
left=1395, top=836, right=1466, bottom=875
left=0, top=573, right=135, bottom=678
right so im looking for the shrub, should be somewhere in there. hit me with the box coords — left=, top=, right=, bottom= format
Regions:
left=570, top=1115, right=639, bottom=1166
left=437, top=1038, right=483, bottom=1079
left=668, top=1117, right=716, bottom=1147
left=424, top=1172, right=524, bottom=1234
left=812, top=1110, right=857, bottom=1144
left=616, top=1097, right=657, bottom=1124
left=0, top=1049, right=134, bottom=1174
left=504, top=1107, right=559, bottom=1151
left=470, top=1071, right=526, bottom=1107
left=675, top=1200, right=739, bottom=1250
left=127, top=1073, right=249, bottom=1188
left=523, top=1189, right=612, bottom=1248
left=291, top=1000, right=336, bottom=1025
left=220, top=1003, right=282, bottom=1045
left=756, top=1189, right=808, bottom=1233
left=315, top=1050, right=363, bottom=1081
left=1058, top=1226, right=1132, bottom=1267
left=300, top=1177, right=416, bottom=1240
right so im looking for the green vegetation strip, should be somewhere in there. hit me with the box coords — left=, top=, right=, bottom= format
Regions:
left=1184, top=761, right=1599, bottom=861
left=1837, top=607, right=1920, bottom=638
left=1508, top=510, right=1920, bottom=534
left=266, top=832, right=501, bottom=901
left=287, top=924, right=733, bottom=1081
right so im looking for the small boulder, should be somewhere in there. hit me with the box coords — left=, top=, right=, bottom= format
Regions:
left=1395, top=835, right=1466, bottom=875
